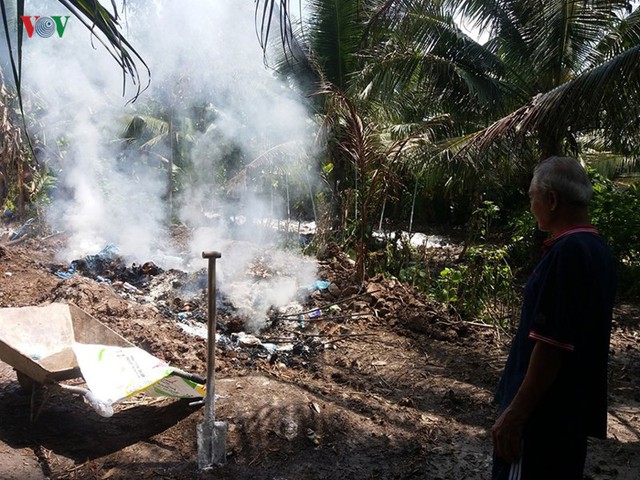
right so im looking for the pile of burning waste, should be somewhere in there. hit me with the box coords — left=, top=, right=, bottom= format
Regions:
left=47, top=241, right=459, bottom=371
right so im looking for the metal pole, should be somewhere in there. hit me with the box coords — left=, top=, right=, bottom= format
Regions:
left=202, top=251, right=221, bottom=425
left=197, top=250, right=226, bottom=469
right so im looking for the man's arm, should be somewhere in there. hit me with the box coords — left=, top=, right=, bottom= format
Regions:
left=492, top=341, right=567, bottom=462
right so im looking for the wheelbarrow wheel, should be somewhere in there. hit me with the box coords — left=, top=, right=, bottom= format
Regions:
left=15, top=370, right=36, bottom=394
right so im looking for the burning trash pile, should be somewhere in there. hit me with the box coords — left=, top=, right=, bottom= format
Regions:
left=47, top=241, right=460, bottom=374
left=52, top=244, right=163, bottom=288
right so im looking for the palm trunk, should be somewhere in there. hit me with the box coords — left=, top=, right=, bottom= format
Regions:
left=409, top=177, right=419, bottom=234
left=378, top=196, right=386, bottom=231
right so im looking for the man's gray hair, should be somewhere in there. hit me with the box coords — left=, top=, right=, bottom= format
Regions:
left=531, top=156, right=593, bottom=206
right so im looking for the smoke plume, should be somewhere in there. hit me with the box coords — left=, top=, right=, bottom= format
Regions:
left=17, top=0, right=318, bottom=331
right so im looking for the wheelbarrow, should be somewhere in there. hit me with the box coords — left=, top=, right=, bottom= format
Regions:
left=0, top=302, right=205, bottom=421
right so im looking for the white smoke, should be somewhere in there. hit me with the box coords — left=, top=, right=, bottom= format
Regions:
left=18, top=0, right=319, bottom=331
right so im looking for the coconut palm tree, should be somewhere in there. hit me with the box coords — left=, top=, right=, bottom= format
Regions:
left=449, top=0, right=640, bottom=164
left=354, top=2, right=523, bottom=211
left=350, top=1, right=640, bottom=221
left=269, top=0, right=457, bottom=281
left=259, top=0, right=640, bottom=168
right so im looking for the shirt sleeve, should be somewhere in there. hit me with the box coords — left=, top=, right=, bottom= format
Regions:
left=528, top=239, right=591, bottom=352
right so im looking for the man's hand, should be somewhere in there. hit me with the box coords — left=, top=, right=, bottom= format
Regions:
left=492, top=406, right=525, bottom=463
left=492, top=340, right=567, bottom=464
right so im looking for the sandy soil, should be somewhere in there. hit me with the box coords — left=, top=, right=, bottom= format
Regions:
left=0, top=232, right=638, bottom=480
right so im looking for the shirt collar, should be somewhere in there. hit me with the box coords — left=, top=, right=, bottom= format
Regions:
left=542, top=224, right=599, bottom=253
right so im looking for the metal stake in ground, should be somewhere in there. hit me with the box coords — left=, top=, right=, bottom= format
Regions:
left=197, top=251, right=227, bottom=470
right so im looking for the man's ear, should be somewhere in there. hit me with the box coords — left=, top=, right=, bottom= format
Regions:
left=548, top=190, right=559, bottom=211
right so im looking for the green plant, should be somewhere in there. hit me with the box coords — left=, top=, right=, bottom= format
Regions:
left=469, top=200, right=501, bottom=242
left=590, top=172, right=640, bottom=296
left=428, top=245, right=518, bottom=326
left=397, top=262, right=431, bottom=291
left=506, top=206, right=539, bottom=276
left=434, top=266, right=466, bottom=304
left=371, top=223, right=519, bottom=326
left=464, top=246, right=518, bottom=324
left=28, top=167, right=57, bottom=220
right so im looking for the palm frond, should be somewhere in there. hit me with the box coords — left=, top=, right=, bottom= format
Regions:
left=120, top=115, right=169, bottom=148
left=590, top=5, right=640, bottom=63
left=384, top=116, right=451, bottom=142
left=359, top=3, right=521, bottom=122
left=527, top=1, right=630, bottom=85
left=583, top=151, right=640, bottom=178
left=443, top=0, right=531, bottom=54
left=255, top=0, right=298, bottom=64
left=416, top=130, right=536, bottom=199
left=468, top=44, right=640, bottom=154
left=58, top=0, right=150, bottom=101
left=135, top=115, right=169, bottom=135
left=2, top=0, right=149, bottom=107
left=226, top=140, right=306, bottom=195
left=140, top=134, right=168, bottom=149
left=305, top=0, right=370, bottom=90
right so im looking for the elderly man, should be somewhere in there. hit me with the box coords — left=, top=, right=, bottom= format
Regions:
left=492, top=156, right=617, bottom=479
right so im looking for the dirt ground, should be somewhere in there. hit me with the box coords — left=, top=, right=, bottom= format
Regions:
left=0, top=230, right=638, bottom=480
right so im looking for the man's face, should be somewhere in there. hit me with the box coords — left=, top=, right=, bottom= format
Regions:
left=528, top=185, right=554, bottom=232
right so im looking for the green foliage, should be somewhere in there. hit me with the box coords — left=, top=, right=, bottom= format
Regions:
left=468, top=200, right=501, bottom=243
left=591, top=173, right=640, bottom=263
left=29, top=167, right=57, bottom=216
left=590, top=172, right=640, bottom=295
left=1, top=198, right=16, bottom=214
left=377, top=230, right=518, bottom=326
left=464, top=246, right=517, bottom=322
left=433, top=246, right=517, bottom=326
left=433, top=266, right=465, bottom=305
left=506, top=206, right=539, bottom=275
left=375, top=232, right=419, bottom=282
left=505, top=170, right=640, bottom=296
